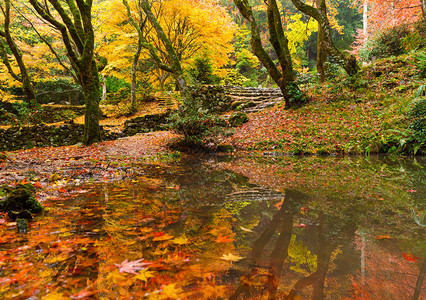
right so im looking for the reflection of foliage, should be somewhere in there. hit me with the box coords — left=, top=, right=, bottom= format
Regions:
left=288, top=235, right=317, bottom=275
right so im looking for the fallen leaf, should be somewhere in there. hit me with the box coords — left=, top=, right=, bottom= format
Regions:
left=216, top=235, right=234, bottom=243
left=375, top=235, right=391, bottom=240
left=172, top=235, right=189, bottom=245
left=115, top=259, right=152, bottom=274
left=220, top=253, right=245, bottom=262
left=153, top=234, right=174, bottom=241
left=240, top=226, right=254, bottom=233
left=135, top=268, right=154, bottom=282
left=402, top=252, right=420, bottom=262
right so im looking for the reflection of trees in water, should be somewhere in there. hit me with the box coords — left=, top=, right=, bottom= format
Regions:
left=350, top=234, right=425, bottom=300
left=230, top=190, right=357, bottom=299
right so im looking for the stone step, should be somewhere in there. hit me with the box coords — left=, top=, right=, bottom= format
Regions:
left=230, top=95, right=283, bottom=102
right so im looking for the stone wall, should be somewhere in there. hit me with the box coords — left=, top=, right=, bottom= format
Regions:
left=0, top=123, right=117, bottom=151
left=122, top=112, right=171, bottom=136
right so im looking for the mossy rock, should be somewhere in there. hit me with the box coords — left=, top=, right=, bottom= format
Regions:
left=0, top=183, right=43, bottom=214
left=228, top=112, right=249, bottom=127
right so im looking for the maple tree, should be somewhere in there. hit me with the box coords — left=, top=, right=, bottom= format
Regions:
left=0, top=0, right=36, bottom=104
left=29, top=0, right=102, bottom=145
left=97, top=0, right=234, bottom=94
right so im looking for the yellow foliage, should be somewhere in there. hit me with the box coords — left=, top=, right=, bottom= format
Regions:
left=96, top=0, right=235, bottom=88
left=287, top=13, right=318, bottom=55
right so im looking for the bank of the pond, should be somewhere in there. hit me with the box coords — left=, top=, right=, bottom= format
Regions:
left=223, top=55, right=424, bottom=155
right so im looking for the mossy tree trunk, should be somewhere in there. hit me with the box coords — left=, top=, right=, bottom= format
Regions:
left=140, top=0, right=187, bottom=93
left=315, top=0, right=327, bottom=83
left=0, top=0, right=36, bottom=105
left=421, top=0, right=426, bottom=20
left=29, top=0, right=102, bottom=145
left=233, top=0, right=305, bottom=108
left=291, top=0, right=360, bottom=77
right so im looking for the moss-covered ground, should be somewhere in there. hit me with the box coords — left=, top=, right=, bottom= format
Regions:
left=223, top=54, right=424, bottom=155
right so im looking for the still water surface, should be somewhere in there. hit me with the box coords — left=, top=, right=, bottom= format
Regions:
left=0, top=155, right=425, bottom=299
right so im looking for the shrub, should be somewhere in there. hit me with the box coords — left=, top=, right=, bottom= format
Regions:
left=189, top=58, right=219, bottom=85
left=402, top=21, right=426, bottom=52
left=413, top=51, right=426, bottom=79
left=358, top=24, right=411, bottom=61
left=169, top=88, right=225, bottom=149
left=404, top=93, right=426, bottom=154
left=9, top=100, right=44, bottom=125
left=221, top=69, right=249, bottom=86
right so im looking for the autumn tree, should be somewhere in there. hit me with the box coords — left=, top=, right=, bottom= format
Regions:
left=233, top=0, right=306, bottom=108
left=0, top=0, right=36, bottom=104
left=99, top=0, right=233, bottom=96
left=291, top=0, right=360, bottom=77
left=29, top=0, right=102, bottom=145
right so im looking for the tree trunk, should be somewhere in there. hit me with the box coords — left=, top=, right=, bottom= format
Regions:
left=363, top=0, right=368, bottom=36
left=291, top=0, right=360, bottom=77
left=413, top=260, right=426, bottom=300
left=316, top=0, right=327, bottom=83
left=141, top=0, right=187, bottom=94
left=130, top=39, right=143, bottom=107
left=233, top=0, right=306, bottom=108
left=421, top=0, right=426, bottom=20
left=82, top=61, right=101, bottom=145
left=101, top=75, right=107, bottom=102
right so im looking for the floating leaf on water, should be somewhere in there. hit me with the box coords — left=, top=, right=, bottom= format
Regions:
left=375, top=235, right=391, bottom=239
left=115, top=259, right=152, bottom=274
left=240, top=226, right=253, bottom=233
left=172, top=235, right=189, bottom=245
left=220, top=253, right=245, bottom=262
left=135, top=268, right=154, bottom=282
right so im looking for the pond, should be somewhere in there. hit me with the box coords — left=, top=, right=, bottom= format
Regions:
left=0, top=155, right=425, bottom=299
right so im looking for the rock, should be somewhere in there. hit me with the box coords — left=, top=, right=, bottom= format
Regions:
left=228, top=112, right=249, bottom=127
left=17, top=218, right=28, bottom=233
left=216, top=144, right=234, bottom=153
left=0, top=183, right=43, bottom=214
left=8, top=210, right=33, bottom=221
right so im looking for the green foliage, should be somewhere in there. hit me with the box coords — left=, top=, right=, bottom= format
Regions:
left=221, top=69, right=249, bottom=86
left=0, top=183, right=43, bottom=214
left=358, top=24, right=411, bottom=61
left=35, top=79, right=83, bottom=104
left=287, top=82, right=308, bottom=107
left=2, top=100, right=44, bottom=126
left=402, top=21, right=426, bottom=52
left=169, top=87, right=225, bottom=148
left=413, top=51, right=426, bottom=79
left=406, top=96, right=426, bottom=153
left=189, top=58, right=219, bottom=85
left=105, top=76, right=130, bottom=94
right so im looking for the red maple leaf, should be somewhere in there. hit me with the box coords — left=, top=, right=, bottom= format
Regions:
left=216, top=235, right=234, bottom=243
left=402, top=253, right=419, bottom=262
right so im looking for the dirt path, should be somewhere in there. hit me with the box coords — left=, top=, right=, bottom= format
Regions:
left=0, top=131, right=179, bottom=187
